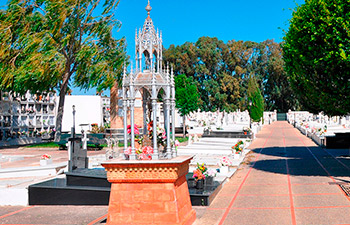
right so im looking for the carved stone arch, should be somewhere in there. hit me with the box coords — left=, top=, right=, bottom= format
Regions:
left=143, top=50, right=151, bottom=70
left=157, top=87, right=166, bottom=99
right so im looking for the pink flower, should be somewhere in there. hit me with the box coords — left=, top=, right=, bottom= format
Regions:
left=175, top=140, right=180, bottom=147
left=138, top=153, right=152, bottom=160
left=142, top=146, right=154, bottom=154
left=127, top=124, right=140, bottom=135
left=124, top=147, right=132, bottom=155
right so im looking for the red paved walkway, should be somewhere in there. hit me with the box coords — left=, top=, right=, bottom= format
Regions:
left=196, top=121, right=350, bottom=225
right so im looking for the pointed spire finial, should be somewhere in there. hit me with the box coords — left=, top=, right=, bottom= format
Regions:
left=171, top=65, right=175, bottom=85
left=122, top=62, right=126, bottom=85
left=146, top=0, right=152, bottom=17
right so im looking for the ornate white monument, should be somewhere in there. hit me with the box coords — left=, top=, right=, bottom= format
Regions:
left=122, top=0, right=176, bottom=160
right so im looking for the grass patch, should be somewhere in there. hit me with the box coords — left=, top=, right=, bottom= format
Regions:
left=176, top=137, right=189, bottom=143
left=25, top=142, right=59, bottom=148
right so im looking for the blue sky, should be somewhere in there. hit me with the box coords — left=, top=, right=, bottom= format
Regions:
left=74, top=0, right=305, bottom=95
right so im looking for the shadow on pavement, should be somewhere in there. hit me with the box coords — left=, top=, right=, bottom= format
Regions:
left=248, top=146, right=350, bottom=180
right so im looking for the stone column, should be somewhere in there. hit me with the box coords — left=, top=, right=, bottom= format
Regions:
left=122, top=89, right=128, bottom=158
left=129, top=99, right=136, bottom=160
left=165, top=99, right=171, bottom=159
left=152, top=98, right=158, bottom=159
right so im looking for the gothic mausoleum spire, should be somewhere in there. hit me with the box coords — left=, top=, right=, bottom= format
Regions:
left=146, top=0, right=152, bottom=17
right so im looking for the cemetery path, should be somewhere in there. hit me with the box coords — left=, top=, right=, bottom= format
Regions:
left=195, top=121, right=350, bottom=225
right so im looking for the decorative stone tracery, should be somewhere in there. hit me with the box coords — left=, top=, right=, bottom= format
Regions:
left=122, top=0, right=176, bottom=160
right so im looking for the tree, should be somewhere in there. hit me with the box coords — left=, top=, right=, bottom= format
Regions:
left=283, top=0, right=350, bottom=116
left=0, top=0, right=127, bottom=140
left=174, top=74, right=199, bottom=137
left=247, top=75, right=264, bottom=122
left=256, top=40, right=300, bottom=112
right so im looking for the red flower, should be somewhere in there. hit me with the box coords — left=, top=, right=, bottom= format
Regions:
left=127, top=124, right=140, bottom=135
left=142, top=146, right=154, bottom=154
left=147, top=121, right=153, bottom=132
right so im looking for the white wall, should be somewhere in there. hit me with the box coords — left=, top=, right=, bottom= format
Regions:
left=61, top=96, right=102, bottom=133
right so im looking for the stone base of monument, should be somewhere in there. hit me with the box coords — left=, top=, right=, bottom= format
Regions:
left=101, top=156, right=196, bottom=225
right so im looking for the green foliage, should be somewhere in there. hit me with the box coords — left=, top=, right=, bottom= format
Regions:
left=25, top=142, right=59, bottom=148
left=0, top=0, right=127, bottom=139
left=174, top=74, right=200, bottom=116
left=175, top=136, right=189, bottom=143
left=283, top=0, right=350, bottom=116
left=164, top=37, right=297, bottom=112
left=248, top=75, right=264, bottom=122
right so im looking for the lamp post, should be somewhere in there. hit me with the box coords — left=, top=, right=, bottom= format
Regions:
left=72, top=105, right=76, bottom=138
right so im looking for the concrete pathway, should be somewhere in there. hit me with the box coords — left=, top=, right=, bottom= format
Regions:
left=195, top=121, right=350, bottom=225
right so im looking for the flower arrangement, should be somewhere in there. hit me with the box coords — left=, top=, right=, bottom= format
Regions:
left=197, top=163, right=208, bottom=174
left=175, top=139, right=180, bottom=150
left=232, top=140, right=244, bottom=154
left=127, top=124, right=140, bottom=135
left=41, top=154, right=51, bottom=160
left=243, top=127, right=251, bottom=134
left=192, top=163, right=208, bottom=181
left=204, top=168, right=217, bottom=177
left=90, top=123, right=105, bottom=134
left=218, top=156, right=233, bottom=167
left=127, top=124, right=143, bottom=146
left=147, top=121, right=166, bottom=148
left=124, top=146, right=154, bottom=160
left=193, top=169, right=205, bottom=181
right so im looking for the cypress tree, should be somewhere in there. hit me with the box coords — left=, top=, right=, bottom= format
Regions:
left=247, top=75, right=264, bottom=122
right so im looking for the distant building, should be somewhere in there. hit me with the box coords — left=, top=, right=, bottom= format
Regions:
left=0, top=91, right=57, bottom=141
left=61, top=95, right=110, bottom=133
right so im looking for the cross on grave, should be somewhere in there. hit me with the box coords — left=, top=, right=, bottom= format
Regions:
left=67, top=137, right=88, bottom=172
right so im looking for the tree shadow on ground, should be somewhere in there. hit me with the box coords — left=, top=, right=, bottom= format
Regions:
left=249, top=146, right=350, bottom=180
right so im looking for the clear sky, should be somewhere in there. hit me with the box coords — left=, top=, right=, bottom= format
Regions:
left=74, top=0, right=305, bottom=95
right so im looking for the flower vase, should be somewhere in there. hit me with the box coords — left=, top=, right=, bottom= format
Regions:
left=220, top=166, right=229, bottom=174
left=196, top=179, right=204, bottom=189
left=205, top=176, right=214, bottom=186
left=188, top=178, right=196, bottom=188
left=40, top=159, right=52, bottom=166
left=234, top=153, right=240, bottom=160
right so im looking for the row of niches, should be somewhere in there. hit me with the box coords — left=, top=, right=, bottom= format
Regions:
left=1, top=91, right=56, bottom=103
left=0, top=115, right=55, bottom=128
left=0, top=101, right=55, bottom=115
left=0, top=127, right=55, bottom=141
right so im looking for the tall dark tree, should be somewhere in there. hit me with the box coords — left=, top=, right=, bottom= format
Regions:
left=283, top=0, right=350, bottom=116
left=0, top=0, right=127, bottom=140
left=247, top=75, right=264, bottom=122
left=258, top=40, right=300, bottom=112
left=174, top=74, right=199, bottom=137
